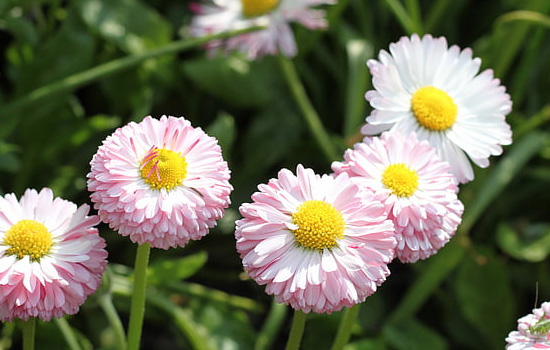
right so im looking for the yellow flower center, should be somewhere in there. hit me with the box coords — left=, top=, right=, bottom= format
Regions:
left=382, top=163, right=419, bottom=197
left=241, top=0, right=280, bottom=17
left=140, top=147, right=187, bottom=190
left=291, top=200, right=345, bottom=250
left=3, top=219, right=53, bottom=261
left=411, top=86, right=457, bottom=131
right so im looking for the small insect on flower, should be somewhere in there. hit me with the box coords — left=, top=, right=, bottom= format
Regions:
left=506, top=302, right=550, bottom=349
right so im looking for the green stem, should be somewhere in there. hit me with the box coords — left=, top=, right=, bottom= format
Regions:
left=330, top=304, right=361, bottom=350
left=284, top=310, right=307, bottom=350
left=126, top=243, right=152, bottom=350
left=21, top=318, right=36, bottom=350
left=383, top=0, right=417, bottom=35
left=278, top=55, right=340, bottom=162
left=255, top=300, right=288, bottom=350
left=0, top=25, right=264, bottom=119
left=98, top=293, right=127, bottom=350
left=54, top=317, right=82, bottom=350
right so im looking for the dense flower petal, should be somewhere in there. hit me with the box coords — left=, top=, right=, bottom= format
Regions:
left=333, top=131, right=463, bottom=263
left=235, top=165, right=396, bottom=314
left=87, top=115, right=233, bottom=249
left=0, top=188, right=107, bottom=322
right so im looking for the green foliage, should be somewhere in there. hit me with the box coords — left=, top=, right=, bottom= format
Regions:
left=1, top=0, right=550, bottom=349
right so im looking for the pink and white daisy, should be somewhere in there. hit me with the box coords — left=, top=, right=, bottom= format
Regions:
left=362, top=34, right=512, bottom=183
left=235, top=165, right=396, bottom=314
left=0, top=188, right=107, bottom=322
left=190, top=0, right=335, bottom=59
left=506, top=302, right=550, bottom=349
left=332, top=131, right=463, bottom=263
left=87, top=115, right=233, bottom=250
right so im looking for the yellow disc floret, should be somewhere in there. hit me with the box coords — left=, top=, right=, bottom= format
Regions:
left=292, top=200, right=345, bottom=250
left=241, top=0, right=280, bottom=17
left=411, top=86, right=457, bottom=131
left=4, top=219, right=53, bottom=261
left=140, top=147, right=187, bottom=190
left=382, top=163, right=419, bottom=197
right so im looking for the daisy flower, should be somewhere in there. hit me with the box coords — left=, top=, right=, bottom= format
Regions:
left=235, top=165, right=396, bottom=314
left=87, top=115, right=233, bottom=250
left=362, top=34, right=512, bottom=183
left=0, top=188, right=107, bottom=322
left=190, top=0, right=334, bottom=59
left=332, top=131, right=463, bottom=263
left=506, top=302, right=550, bottom=349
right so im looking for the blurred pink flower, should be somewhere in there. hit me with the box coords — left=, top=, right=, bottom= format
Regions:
left=332, top=131, right=463, bottom=263
left=190, top=0, right=335, bottom=59
left=506, top=302, right=550, bottom=350
left=235, top=165, right=395, bottom=314
left=88, top=115, right=232, bottom=249
left=0, top=188, right=107, bottom=322
left=362, top=34, right=512, bottom=183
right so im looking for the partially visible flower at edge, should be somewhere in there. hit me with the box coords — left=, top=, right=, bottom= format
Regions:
left=235, top=164, right=396, bottom=314
left=332, top=130, right=464, bottom=263
left=87, top=115, right=233, bottom=250
left=189, top=0, right=335, bottom=59
left=506, top=302, right=550, bottom=350
left=0, top=188, right=107, bottom=322
left=362, top=34, right=512, bottom=184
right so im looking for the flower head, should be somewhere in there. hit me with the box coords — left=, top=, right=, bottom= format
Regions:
left=506, top=302, right=550, bottom=349
left=87, top=115, right=233, bottom=249
left=190, top=0, right=335, bottom=59
left=0, top=188, right=107, bottom=322
left=362, top=34, right=512, bottom=183
left=235, top=165, right=396, bottom=314
left=332, top=131, right=463, bottom=263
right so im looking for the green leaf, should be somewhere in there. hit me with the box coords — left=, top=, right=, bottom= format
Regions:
left=383, top=317, right=448, bottom=350
left=146, top=251, right=208, bottom=286
left=344, top=338, right=389, bottom=350
left=455, top=247, right=515, bottom=350
left=497, top=222, right=550, bottom=262
left=77, top=0, right=171, bottom=54
left=181, top=55, right=280, bottom=108
left=206, top=112, right=237, bottom=156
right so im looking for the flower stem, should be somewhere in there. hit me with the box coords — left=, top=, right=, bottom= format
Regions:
left=330, top=304, right=361, bottom=350
left=278, top=55, right=340, bottom=162
left=98, top=293, right=127, bottom=350
left=126, top=243, right=151, bottom=350
left=284, top=310, right=307, bottom=350
left=255, top=300, right=288, bottom=350
left=54, top=317, right=82, bottom=350
left=21, top=318, right=36, bottom=350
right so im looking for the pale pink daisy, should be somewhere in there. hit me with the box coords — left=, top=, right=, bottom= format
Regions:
left=362, top=34, right=512, bottom=183
left=332, top=131, right=463, bottom=263
left=506, top=302, right=550, bottom=349
left=189, top=0, right=335, bottom=59
left=0, top=188, right=107, bottom=322
left=87, top=115, right=233, bottom=250
left=235, top=165, right=396, bottom=314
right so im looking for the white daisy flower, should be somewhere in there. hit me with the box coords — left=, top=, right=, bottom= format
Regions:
left=190, top=0, right=335, bottom=59
left=362, top=34, right=512, bottom=183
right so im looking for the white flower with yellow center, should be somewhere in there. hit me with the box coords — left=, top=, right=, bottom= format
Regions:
left=235, top=165, right=396, bottom=314
left=190, top=0, right=335, bottom=59
left=362, top=34, right=512, bottom=183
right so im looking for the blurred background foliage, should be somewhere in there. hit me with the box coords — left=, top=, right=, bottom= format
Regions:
left=0, top=0, right=549, bottom=349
